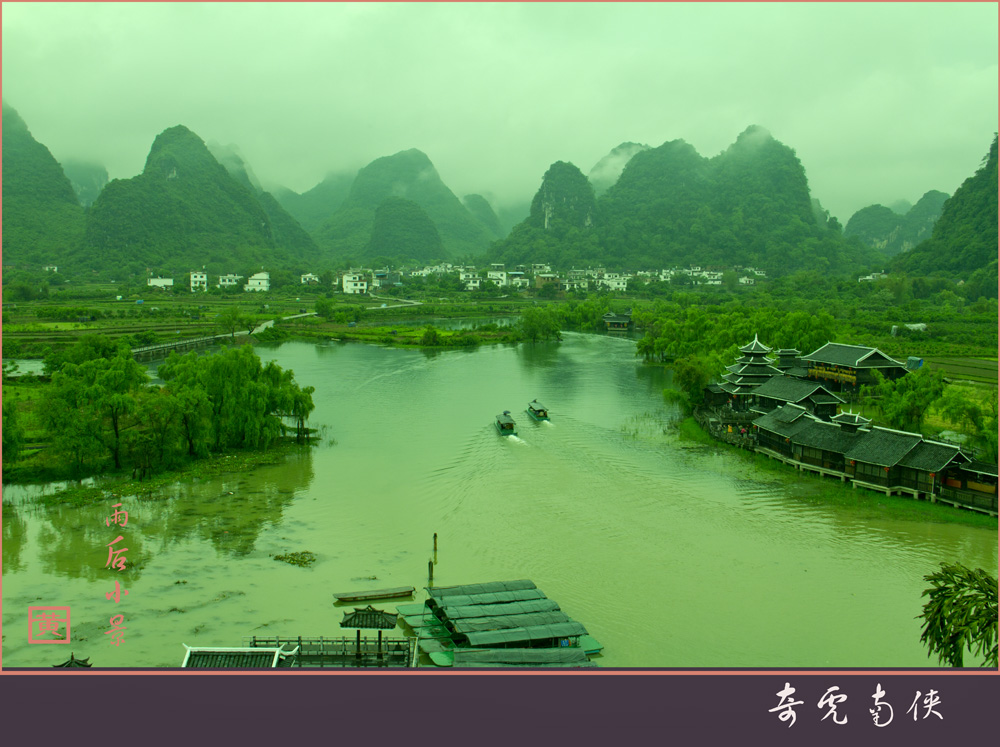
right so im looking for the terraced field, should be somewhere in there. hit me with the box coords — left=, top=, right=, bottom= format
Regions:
left=922, top=356, right=998, bottom=384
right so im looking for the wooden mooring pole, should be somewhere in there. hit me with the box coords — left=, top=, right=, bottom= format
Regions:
left=433, top=532, right=438, bottom=563
left=428, top=559, right=434, bottom=585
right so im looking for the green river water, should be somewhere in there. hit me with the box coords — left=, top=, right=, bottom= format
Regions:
left=2, top=333, right=997, bottom=667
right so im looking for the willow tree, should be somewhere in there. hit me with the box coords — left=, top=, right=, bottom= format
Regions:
left=918, top=563, right=998, bottom=668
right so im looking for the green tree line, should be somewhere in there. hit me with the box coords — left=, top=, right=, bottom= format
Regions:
left=9, top=338, right=315, bottom=479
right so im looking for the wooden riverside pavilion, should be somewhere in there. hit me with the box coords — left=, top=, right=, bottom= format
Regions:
left=699, top=335, right=996, bottom=516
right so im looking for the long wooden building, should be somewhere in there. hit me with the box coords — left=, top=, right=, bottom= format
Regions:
left=752, top=405, right=994, bottom=513
left=800, top=342, right=909, bottom=392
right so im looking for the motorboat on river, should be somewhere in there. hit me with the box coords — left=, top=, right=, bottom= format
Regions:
left=495, top=411, right=517, bottom=436
left=526, top=400, right=550, bottom=421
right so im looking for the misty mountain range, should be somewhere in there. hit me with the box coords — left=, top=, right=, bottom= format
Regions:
left=2, top=102, right=994, bottom=283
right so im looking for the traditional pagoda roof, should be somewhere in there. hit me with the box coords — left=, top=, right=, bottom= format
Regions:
left=340, top=605, right=399, bottom=630
left=53, top=653, right=92, bottom=668
left=844, top=427, right=922, bottom=467
left=831, top=411, right=873, bottom=427
left=898, top=441, right=969, bottom=473
left=801, top=342, right=906, bottom=369
left=739, top=334, right=772, bottom=354
left=775, top=348, right=802, bottom=356
left=753, top=376, right=845, bottom=405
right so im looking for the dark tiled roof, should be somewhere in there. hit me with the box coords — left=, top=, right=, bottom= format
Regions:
left=341, top=605, right=399, bottom=630
left=773, top=404, right=812, bottom=424
left=753, top=405, right=817, bottom=437
left=775, top=349, right=802, bottom=356
left=753, top=376, right=844, bottom=404
left=810, top=393, right=844, bottom=405
left=734, top=354, right=777, bottom=365
left=898, top=442, right=968, bottom=473
left=784, top=366, right=811, bottom=378
left=791, top=421, right=866, bottom=455
left=802, top=342, right=905, bottom=369
left=183, top=649, right=282, bottom=668
left=964, top=461, right=999, bottom=478
left=844, top=427, right=922, bottom=467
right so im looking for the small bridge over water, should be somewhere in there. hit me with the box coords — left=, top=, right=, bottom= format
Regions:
left=129, top=312, right=317, bottom=362
left=131, top=333, right=245, bottom=362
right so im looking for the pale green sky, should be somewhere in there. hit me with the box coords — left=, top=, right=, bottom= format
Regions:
left=2, top=2, right=997, bottom=221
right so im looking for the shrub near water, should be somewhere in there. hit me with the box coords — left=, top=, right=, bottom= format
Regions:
left=4, top=336, right=315, bottom=483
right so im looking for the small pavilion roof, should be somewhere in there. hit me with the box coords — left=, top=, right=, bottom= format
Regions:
left=831, top=411, right=872, bottom=426
left=341, top=605, right=399, bottom=630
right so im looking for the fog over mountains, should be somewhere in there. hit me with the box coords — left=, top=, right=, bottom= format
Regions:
left=2, top=101, right=996, bottom=285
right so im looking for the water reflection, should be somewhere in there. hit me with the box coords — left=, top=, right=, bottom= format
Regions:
left=137, top=449, right=315, bottom=558
left=34, top=502, right=148, bottom=583
left=2, top=504, right=26, bottom=573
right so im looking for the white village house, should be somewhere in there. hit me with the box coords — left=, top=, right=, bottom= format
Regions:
left=245, top=271, right=270, bottom=292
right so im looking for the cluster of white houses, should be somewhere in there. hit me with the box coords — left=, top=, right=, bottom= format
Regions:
left=147, top=271, right=316, bottom=292
left=145, top=263, right=767, bottom=295
left=341, top=263, right=768, bottom=294
left=702, top=336, right=997, bottom=516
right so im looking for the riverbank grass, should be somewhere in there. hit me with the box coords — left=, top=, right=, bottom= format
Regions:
left=21, top=442, right=309, bottom=509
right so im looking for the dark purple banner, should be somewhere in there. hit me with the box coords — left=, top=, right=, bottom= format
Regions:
left=1, top=671, right=996, bottom=743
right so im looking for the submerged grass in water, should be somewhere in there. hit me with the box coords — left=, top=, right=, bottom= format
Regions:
left=24, top=441, right=311, bottom=509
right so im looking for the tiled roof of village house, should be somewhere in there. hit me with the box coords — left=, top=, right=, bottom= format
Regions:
left=810, top=393, right=845, bottom=405
left=772, top=404, right=813, bottom=424
left=784, top=366, right=811, bottom=378
left=844, top=427, right=922, bottom=467
left=753, top=376, right=845, bottom=404
left=753, top=405, right=818, bottom=438
left=897, top=441, right=969, bottom=473
left=790, top=420, right=867, bottom=455
left=775, top=348, right=802, bottom=356
left=801, top=342, right=906, bottom=368
left=963, top=460, right=999, bottom=478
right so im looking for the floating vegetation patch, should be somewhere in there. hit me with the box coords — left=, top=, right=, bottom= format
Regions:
left=273, top=551, right=316, bottom=567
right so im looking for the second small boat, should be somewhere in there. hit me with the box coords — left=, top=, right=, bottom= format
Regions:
left=526, top=400, right=550, bottom=421
left=495, top=411, right=517, bottom=436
